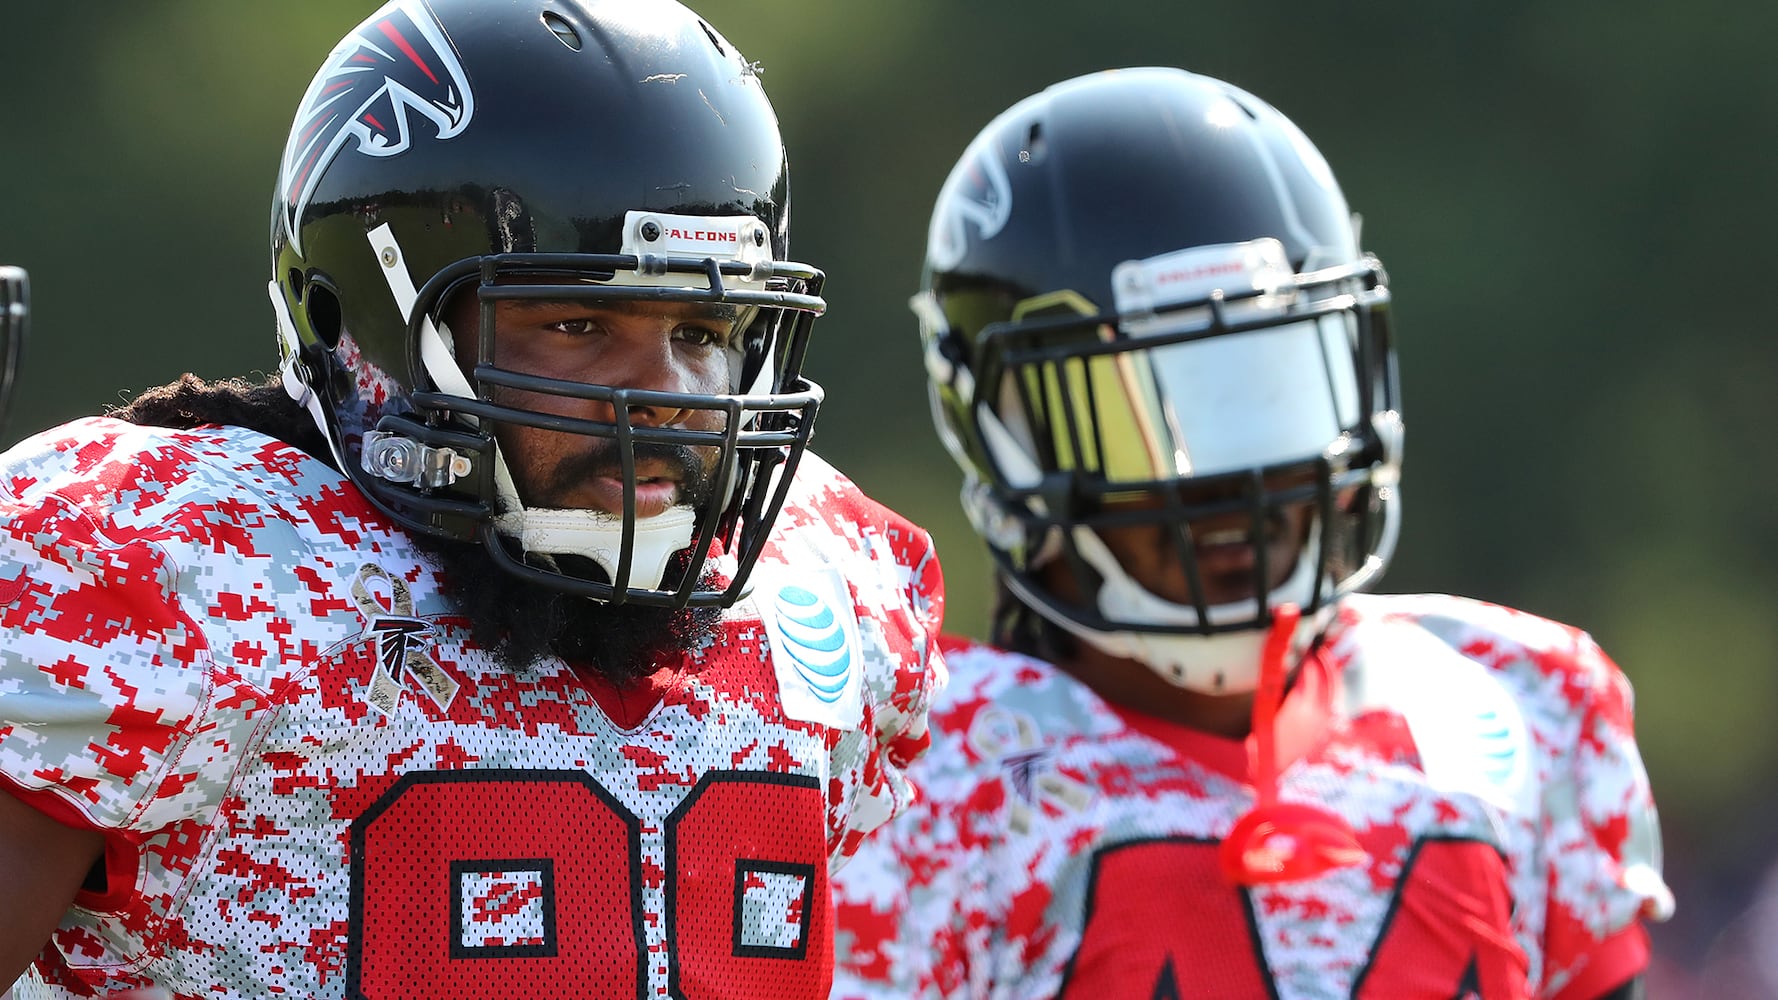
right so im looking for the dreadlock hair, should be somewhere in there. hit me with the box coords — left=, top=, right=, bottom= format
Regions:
left=108, top=373, right=332, bottom=464
left=107, top=372, right=719, bottom=681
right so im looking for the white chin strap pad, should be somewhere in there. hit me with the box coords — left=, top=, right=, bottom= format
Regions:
left=1034, top=586, right=1273, bottom=693
left=1020, top=522, right=1324, bottom=694
left=495, top=506, right=697, bottom=591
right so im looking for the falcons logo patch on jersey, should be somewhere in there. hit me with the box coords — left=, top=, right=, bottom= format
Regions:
left=279, top=0, right=474, bottom=254
left=351, top=562, right=458, bottom=715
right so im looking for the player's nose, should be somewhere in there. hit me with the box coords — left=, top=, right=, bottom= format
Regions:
left=583, top=334, right=698, bottom=429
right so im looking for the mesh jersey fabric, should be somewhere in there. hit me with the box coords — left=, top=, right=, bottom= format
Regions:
left=0, top=417, right=944, bottom=1000
left=832, top=593, right=1668, bottom=1000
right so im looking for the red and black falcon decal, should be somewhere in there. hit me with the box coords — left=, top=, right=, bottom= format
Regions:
left=279, top=0, right=474, bottom=254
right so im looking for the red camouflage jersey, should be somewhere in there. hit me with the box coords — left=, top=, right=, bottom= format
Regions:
left=833, top=594, right=1670, bottom=1000
left=0, top=417, right=944, bottom=1000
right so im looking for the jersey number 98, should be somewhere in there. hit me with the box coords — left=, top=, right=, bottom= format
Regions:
left=346, top=768, right=829, bottom=999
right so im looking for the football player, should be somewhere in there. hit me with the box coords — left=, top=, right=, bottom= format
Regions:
left=0, top=265, right=23, bottom=433
left=831, top=67, right=1666, bottom=999
left=0, top=2, right=942, bottom=998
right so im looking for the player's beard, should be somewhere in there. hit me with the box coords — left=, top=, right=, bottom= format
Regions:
left=417, top=440, right=725, bottom=685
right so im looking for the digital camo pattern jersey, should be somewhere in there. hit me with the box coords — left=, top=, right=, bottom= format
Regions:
left=0, top=418, right=943, bottom=1000
left=833, top=594, right=1669, bottom=1000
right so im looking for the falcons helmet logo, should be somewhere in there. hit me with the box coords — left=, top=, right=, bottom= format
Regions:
left=279, top=0, right=474, bottom=255
left=926, top=142, right=1012, bottom=272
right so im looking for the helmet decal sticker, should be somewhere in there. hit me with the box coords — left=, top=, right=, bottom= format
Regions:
left=927, top=142, right=1012, bottom=271
left=280, top=0, right=475, bottom=255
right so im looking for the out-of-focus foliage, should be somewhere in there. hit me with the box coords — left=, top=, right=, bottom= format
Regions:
left=2, top=2, right=1772, bottom=982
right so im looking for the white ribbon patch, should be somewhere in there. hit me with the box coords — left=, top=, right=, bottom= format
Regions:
left=351, top=563, right=458, bottom=716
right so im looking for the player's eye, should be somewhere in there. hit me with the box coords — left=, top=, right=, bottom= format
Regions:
left=546, top=317, right=604, bottom=336
left=674, top=324, right=731, bottom=348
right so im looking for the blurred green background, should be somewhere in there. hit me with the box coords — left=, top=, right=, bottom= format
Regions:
left=2, top=2, right=1772, bottom=988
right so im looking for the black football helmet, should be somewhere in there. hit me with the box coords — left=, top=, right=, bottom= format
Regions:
left=0, top=266, right=25, bottom=431
left=270, top=0, right=825, bottom=608
left=917, top=68, right=1402, bottom=693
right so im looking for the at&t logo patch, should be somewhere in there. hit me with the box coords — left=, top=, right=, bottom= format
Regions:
left=755, top=566, right=863, bottom=728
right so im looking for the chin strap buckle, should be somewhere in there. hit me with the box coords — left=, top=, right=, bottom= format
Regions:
left=361, top=429, right=472, bottom=488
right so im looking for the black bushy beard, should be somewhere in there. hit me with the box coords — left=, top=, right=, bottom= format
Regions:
left=422, top=539, right=723, bottom=684
left=416, top=438, right=727, bottom=684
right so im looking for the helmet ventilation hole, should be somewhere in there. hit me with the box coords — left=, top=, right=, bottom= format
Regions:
left=541, top=11, right=582, bottom=51
left=286, top=269, right=305, bottom=303
left=304, top=283, right=343, bottom=349
left=1022, top=121, right=1045, bottom=162
left=697, top=20, right=726, bottom=56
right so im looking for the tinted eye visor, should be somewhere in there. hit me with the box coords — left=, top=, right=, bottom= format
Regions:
left=973, top=257, right=1391, bottom=489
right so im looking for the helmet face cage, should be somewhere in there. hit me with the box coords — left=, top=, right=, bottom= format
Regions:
left=268, top=0, right=826, bottom=609
left=0, top=266, right=24, bottom=431
left=967, top=256, right=1398, bottom=636
left=385, top=251, right=825, bottom=607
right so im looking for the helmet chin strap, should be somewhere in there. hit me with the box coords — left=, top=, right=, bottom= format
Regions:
left=493, top=504, right=698, bottom=591
left=268, top=280, right=353, bottom=476
left=1019, top=520, right=1329, bottom=695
